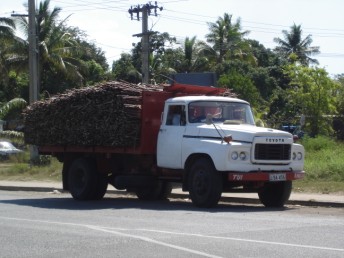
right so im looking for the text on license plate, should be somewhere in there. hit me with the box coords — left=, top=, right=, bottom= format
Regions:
left=269, top=173, right=286, bottom=181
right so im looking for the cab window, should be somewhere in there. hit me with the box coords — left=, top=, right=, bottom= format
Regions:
left=166, top=105, right=186, bottom=126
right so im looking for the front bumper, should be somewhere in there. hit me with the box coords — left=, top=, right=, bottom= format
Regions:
left=228, top=171, right=305, bottom=182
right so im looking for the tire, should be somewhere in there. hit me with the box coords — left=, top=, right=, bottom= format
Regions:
left=258, top=181, right=292, bottom=207
left=189, top=158, right=222, bottom=208
left=68, top=158, right=107, bottom=201
left=92, top=173, right=108, bottom=200
left=135, top=181, right=173, bottom=201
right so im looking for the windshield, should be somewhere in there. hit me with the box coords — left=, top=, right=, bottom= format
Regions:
left=188, top=101, right=255, bottom=125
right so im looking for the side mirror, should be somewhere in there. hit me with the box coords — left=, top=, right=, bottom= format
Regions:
left=206, top=114, right=213, bottom=125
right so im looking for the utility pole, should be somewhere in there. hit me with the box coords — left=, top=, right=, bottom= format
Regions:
left=128, top=2, right=163, bottom=84
left=12, top=0, right=39, bottom=161
left=28, top=0, right=39, bottom=104
left=12, top=0, right=39, bottom=103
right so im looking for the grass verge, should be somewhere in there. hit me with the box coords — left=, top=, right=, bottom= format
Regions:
left=295, top=136, right=344, bottom=194
left=0, top=156, right=62, bottom=182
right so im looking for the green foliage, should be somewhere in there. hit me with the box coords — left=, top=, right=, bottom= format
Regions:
left=0, top=98, right=27, bottom=119
left=284, top=65, right=338, bottom=136
left=85, top=60, right=105, bottom=85
left=301, top=136, right=344, bottom=182
left=30, top=155, right=51, bottom=166
left=205, top=13, right=250, bottom=64
left=0, top=155, right=62, bottom=181
left=0, top=0, right=111, bottom=99
left=0, top=131, right=24, bottom=146
left=267, top=87, right=301, bottom=128
left=112, top=53, right=141, bottom=83
left=301, top=135, right=335, bottom=151
left=218, top=70, right=260, bottom=106
left=333, top=74, right=344, bottom=140
left=7, top=163, right=29, bottom=174
left=274, top=23, right=320, bottom=66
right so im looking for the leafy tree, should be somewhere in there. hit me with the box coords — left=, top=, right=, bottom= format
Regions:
left=249, top=67, right=278, bottom=100
left=150, top=47, right=183, bottom=82
left=69, top=27, right=108, bottom=71
left=284, top=64, right=338, bottom=136
left=267, top=87, right=302, bottom=128
left=218, top=67, right=260, bottom=106
left=333, top=74, right=344, bottom=139
left=131, top=32, right=177, bottom=73
left=274, top=24, right=320, bottom=66
left=85, top=60, right=105, bottom=85
left=112, top=53, right=140, bottom=83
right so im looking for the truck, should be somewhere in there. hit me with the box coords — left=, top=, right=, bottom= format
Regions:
left=33, top=82, right=305, bottom=208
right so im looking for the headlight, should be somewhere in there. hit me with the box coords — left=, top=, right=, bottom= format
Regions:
left=239, top=152, right=247, bottom=160
left=231, top=151, right=238, bottom=160
left=293, top=152, right=303, bottom=160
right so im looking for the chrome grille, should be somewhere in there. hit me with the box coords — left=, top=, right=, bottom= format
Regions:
left=254, top=144, right=291, bottom=160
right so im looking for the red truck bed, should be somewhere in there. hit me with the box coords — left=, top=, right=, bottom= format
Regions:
left=38, top=83, right=226, bottom=156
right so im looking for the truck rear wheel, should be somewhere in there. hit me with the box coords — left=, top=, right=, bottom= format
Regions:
left=258, top=181, right=292, bottom=207
left=92, top=173, right=108, bottom=200
left=135, top=182, right=173, bottom=200
left=189, top=158, right=222, bottom=208
left=68, top=158, right=108, bottom=200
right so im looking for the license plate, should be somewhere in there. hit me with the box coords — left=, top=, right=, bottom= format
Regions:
left=269, top=173, right=286, bottom=181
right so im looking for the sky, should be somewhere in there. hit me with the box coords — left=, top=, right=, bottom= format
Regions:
left=1, top=0, right=344, bottom=76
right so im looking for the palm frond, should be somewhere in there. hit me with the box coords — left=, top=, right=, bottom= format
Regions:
left=0, top=98, right=27, bottom=119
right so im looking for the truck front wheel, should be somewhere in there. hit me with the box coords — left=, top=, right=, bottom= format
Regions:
left=258, top=181, right=292, bottom=207
left=189, top=158, right=222, bottom=208
left=68, top=158, right=108, bottom=200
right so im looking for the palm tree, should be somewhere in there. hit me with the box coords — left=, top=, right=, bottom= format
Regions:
left=181, top=36, right=209, bottom=72
left=0, top=98, right=27, bottom=119
left=274, top=24, right=320, bottom=66
left=0, top=17, right=16, bottom=39
left=0, top=98, right=27, bottom=143
left=12, top=0, right=84, bottom=94
left=0, top=18, right=17, bottom=83
left=204, top=13, right=251, bottom=64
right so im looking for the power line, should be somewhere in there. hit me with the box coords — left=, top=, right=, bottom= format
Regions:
left=50, top=1, right=344, bottom=39
left=164, top=8, right=344, bottom=33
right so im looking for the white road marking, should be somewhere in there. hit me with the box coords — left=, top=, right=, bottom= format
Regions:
left=87, top=225, right=222, bottom=258
left=1, top=216, right=343, bottom=253
left=131, top=228, right=344, bottom=252
left=0, top=216, right=221, bottom=258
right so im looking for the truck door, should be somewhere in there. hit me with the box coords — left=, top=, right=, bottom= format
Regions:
left=157, top=104, right=186, bottom=169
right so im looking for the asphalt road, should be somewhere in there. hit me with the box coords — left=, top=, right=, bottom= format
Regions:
left=0, top=190, right=343, bottom=258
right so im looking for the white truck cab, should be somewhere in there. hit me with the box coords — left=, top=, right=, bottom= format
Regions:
left=157, top=95, right=305, bottom=208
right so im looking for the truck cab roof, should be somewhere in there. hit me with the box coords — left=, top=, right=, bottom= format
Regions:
left=165, top=95, right=249, bottom=105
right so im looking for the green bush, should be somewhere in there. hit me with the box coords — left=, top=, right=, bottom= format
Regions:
left=30, top=155, right=51, bottom=166
left=301, top=135, right=336, bottom=151
left=301, top=136, right=344, bottom=182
